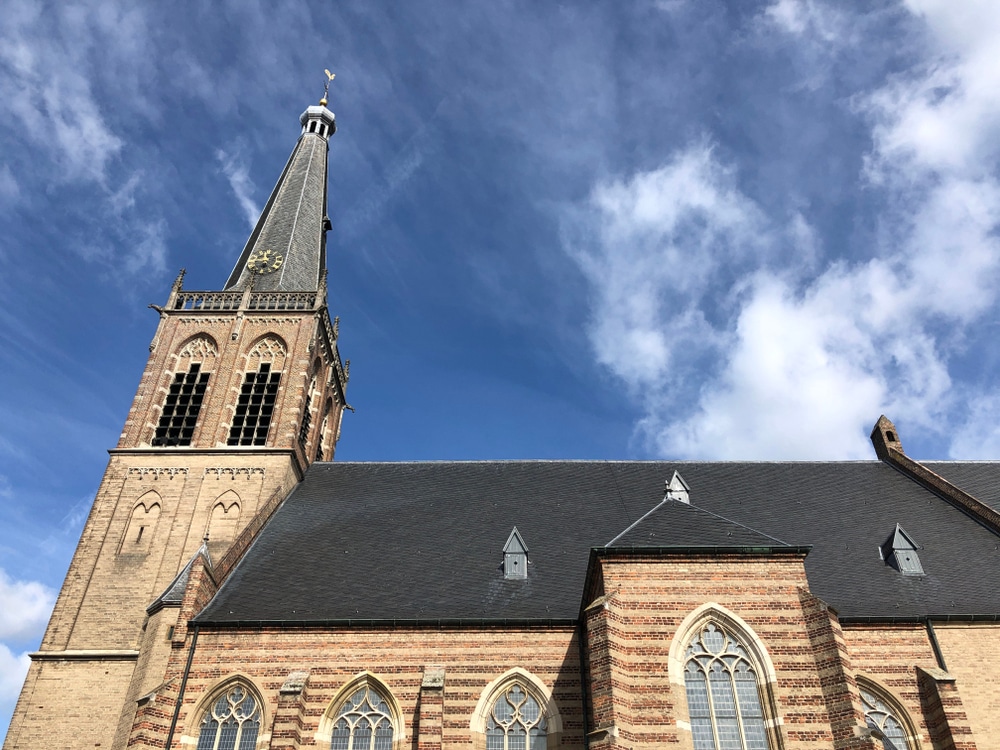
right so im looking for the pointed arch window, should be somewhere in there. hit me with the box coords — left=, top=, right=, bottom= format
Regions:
left=315, top=400, right=333, bottom=462
left=330, top=686, right=395, bottom=750
left=299, top=375, right=318, bottom=449
left=860, top=686, right=912, bottom=750
left=486, top=682, right=547, bottom=750
left=684, top=622, right=770, bottom=750
left=196, top=683, right=261, bottom=750
left=155, top=336, right=217, bottom=447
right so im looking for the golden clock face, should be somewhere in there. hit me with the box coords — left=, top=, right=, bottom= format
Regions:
left=247, top=248, right=284, bottom=274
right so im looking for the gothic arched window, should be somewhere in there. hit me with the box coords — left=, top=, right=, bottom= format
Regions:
left=154, top=335, right=217, bottom=447
left=860, top=685, right=912, bottom=750
left=684, top=622, right=770, bottom=750
left=330, top=686, right=395, bottom=750
left=229, top=336, right=286, bottom=446
left=485, top=682, right=547, bottom=750
left=196, top=683, right=261, bottom=750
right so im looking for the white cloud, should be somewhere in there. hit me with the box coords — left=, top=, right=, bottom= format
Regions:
left=563, top=2, right=1000, bottom=459
left=563, top=144, right=765, bottom=394
left=0, top=642, right=30, bottom=714
left=217, top=149, right=260, bottom=229
left=861, top=1, right=1000, bottom=179
left=0, top=0, right=129, bottom=184
left=0, top=569, right=54, bottom=643
left=567, top=149, right=999, bottom=457
left=763, top=0, right=843, bottom=42
left=121, top=219, right=168, bottom=279
left=0, top=165, right=18, bottom=204
left=950, top=392, right=1000, bottom=459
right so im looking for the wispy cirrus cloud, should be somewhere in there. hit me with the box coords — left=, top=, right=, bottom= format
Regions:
left=217, top=148, right=261, bottom=229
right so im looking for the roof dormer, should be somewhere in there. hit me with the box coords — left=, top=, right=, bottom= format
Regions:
left=665, top=470, right=690, bottom=504
left=503, top=527, right=529, bottom=580
left=880, top=524, right=924, bottom=576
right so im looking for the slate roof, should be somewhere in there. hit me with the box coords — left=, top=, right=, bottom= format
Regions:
left=225, top=123, right=330, bottom=292
left=195, top=461, right=1000, bottom=625
left=607, top=497, right=789, bottom=548
left=147, top=542, right=211, bottom=614
left=922, top=461, right=1000, bottom=513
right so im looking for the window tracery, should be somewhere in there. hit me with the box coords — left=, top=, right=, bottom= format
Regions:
left=860, top=686, right=911, bottom=750
left=683, top=622, right=770, bottom=750
left=195, top=683, right=261, bottom=750
left=485, top=683, right=547, bottom=750
left=330, top=686, right=395, bottom=750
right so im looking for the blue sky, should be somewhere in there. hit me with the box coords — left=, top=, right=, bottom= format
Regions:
left=2, top=0, right=1000, bottom=736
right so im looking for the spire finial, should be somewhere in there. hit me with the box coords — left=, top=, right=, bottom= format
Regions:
left=320, top=69, right=335, bottom=107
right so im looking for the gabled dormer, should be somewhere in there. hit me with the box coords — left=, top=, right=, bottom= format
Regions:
left=503, top=527, right=529, bottom=580
left=665, top=470, right=690, bottom=504
left=880, top=524, right=924, bottom=576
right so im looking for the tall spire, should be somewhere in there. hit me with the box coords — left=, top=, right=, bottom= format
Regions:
left=225, top=86, right=336, bottom=292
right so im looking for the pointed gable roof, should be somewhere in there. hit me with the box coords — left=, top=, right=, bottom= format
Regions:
left=503, top=527, right=528, bottom=554
left=606, top=497, right=791, bottom=549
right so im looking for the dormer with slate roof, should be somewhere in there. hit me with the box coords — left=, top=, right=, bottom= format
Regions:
left=503, top=527, right=529, bottom=580
left=665, top=470, right=690, bottom=504
left=880, top=524, right=924, bottom=576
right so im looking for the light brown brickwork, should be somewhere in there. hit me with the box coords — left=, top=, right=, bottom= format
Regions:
left=932, top=625, right=1000, bottom=745
left=129, top=626, right=584, bottom=750
left=5, top=276, right=347, bottom=750
left=581, top=552, right=876, bottom=750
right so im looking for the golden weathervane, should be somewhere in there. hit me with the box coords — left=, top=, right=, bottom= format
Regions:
left=320, top=69, right=335, bottom=106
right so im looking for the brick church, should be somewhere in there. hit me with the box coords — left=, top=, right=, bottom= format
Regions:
left=5, top=90, right=1000, bottom=750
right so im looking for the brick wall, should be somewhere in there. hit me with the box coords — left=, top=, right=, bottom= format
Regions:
left=933, top=625, right=1000, bottom=744
left=582, top=553, right=873, bottom=750
left=136, top=626, right=584, bottom=750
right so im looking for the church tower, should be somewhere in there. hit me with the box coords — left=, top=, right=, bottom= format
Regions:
left=5, top=94, right=348, bottom=750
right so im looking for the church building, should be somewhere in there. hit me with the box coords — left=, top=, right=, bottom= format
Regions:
left=5, top=89, right=1000, bottom=750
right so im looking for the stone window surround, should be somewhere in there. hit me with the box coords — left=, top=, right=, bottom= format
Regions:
left=183, top=675, right=268, bottom=750
left=314, top=672, right=406, bottom=750
left=855, top=676, right=921, bottom=750
left=668, top=603, right=784, bottom=750
left=470, top=667, right=563, bottom=750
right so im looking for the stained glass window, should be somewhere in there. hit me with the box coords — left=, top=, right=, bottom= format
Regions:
left=196, top=684, right=261, bottom=750
left=860, top=687, right=910, bottom=750
left=486, top=683, right=547, bottom=750
left=684, top=623, right=770, bottom=750
left=330, top=686, right=395, bottom=750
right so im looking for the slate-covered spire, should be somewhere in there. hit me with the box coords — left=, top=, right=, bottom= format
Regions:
left=224, top=94, right=336, bottom=292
